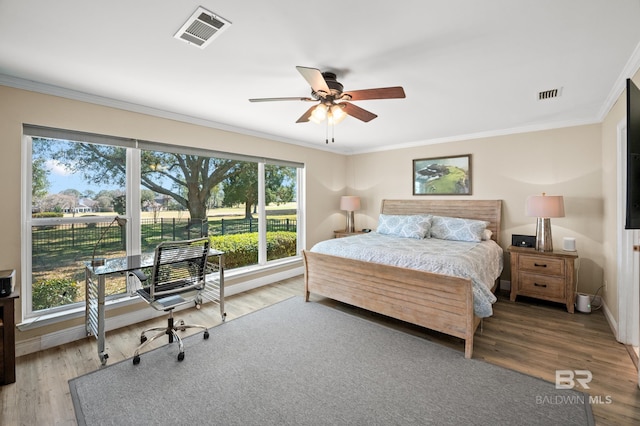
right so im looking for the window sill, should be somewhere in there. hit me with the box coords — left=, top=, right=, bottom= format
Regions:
left=17, top=256, right=303, bottom=332
left=17, top=294, right=141, bottom=332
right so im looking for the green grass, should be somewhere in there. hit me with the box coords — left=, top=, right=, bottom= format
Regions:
left=416, top=166, right=469, bottom=194
left=30, top=212, right=298, bottom=311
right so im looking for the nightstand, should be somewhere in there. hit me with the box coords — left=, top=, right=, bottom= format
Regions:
left=508, top=246, right=578, bottom=313
left=334, top=230, right=366, bottom=238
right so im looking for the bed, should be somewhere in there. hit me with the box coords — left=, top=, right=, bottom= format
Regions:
left=302, top=199, right=503, bottom=358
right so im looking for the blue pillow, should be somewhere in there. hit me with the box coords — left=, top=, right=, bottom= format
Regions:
left=377, top=214, right=432, bottom=239
left=430, top=216, right=489, bottom=242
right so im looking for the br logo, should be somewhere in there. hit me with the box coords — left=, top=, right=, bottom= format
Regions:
left=555, top=370, right=592, bottom=390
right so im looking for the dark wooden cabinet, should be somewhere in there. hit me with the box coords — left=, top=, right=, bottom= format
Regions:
left=0, top=292, right=18, bottom=385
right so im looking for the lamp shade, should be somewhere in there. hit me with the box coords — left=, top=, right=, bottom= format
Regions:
left=526, top=194, right=565, bottom=218
left=340, top=196, right=361, bottom=211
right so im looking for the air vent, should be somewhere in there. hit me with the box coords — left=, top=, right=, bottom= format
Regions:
left=538, top=88, right=562, bottom=100
left=174, top=6, right=231, bottom=49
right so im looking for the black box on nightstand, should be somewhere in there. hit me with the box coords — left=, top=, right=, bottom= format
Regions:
left=511, top=234, right=536, bottom=248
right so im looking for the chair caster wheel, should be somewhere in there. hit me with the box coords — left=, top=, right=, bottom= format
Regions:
left=178, top=352, right=185, bottom=361
left=204, top=331, right=210, bottom=339
left=99, top=353, right=109, bottom=366
left=133, top=356, right=141, bottom=365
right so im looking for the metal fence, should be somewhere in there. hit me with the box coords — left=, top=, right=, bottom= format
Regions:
left=32, top=217, right=298, bottom=255
left=210, top=217, right=297, bottom=235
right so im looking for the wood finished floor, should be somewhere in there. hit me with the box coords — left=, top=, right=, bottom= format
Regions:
left=1, top=276, right=638, bottom=425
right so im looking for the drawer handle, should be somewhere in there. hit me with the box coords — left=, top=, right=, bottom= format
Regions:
left=534, top=263, right=547, bottom=268
left=534, top=283, right=547, bottom=288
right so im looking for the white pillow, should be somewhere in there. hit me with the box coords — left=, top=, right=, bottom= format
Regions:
left=482, top=229, right=493, bottom=241
left=377, top=214, right=432, bottom=239
left=430, top=216, right=489, bottom=242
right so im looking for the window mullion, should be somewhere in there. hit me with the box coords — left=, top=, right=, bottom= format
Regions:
left=127, top=148, right=141, bottom=256
left=258, top=162, right=267, bottom=265
left=22, top=135, right=34, bottom=316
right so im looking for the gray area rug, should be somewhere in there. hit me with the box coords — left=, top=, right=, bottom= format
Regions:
left=69, top=297, right=593, bottom=425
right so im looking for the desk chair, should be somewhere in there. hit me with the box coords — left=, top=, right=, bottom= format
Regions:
left=129, top=237, right=210, bottom=365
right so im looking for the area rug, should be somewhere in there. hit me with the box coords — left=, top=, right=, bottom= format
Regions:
left=69, top=297, right=593, bottom=425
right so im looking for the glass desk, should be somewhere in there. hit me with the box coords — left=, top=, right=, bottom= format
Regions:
left=84, top=250, right=225, bottom=365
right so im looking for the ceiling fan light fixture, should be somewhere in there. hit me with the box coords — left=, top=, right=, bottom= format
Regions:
left=309, top=104, right=328, bottom=123
left=328, top=104, right=347, bottom=125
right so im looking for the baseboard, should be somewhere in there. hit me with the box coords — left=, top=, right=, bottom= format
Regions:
left=223, top=265, right=303, bottom=296
left=600, top=296, right=619, bottom=340
left=16, top=266, right=304, bottom=357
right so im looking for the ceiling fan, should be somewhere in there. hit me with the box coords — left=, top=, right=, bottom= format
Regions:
left=249, top=66, right=406, bottom=142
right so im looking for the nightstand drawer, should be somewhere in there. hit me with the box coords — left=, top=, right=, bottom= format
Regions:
left=518, top=255, right=564, bottom=276
left=518, top=273, right=565, bottom=299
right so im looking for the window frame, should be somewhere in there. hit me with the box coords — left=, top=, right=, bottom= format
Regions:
left=22, top=126, right=304, bottom=322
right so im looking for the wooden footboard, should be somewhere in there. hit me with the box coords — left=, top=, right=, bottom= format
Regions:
left=303, top=250, right=479, bottom=358
left=303, top=199, right=502, bottom=359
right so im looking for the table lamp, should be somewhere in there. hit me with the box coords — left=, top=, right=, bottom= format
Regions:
left=91, top=216, right=127, bottom=267
left=340, top=196, right=361, bottom=233
left=526, top=193, right=564, bottom=252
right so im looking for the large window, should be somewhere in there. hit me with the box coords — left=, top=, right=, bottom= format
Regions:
left=24, top=125, right=303, bottom=319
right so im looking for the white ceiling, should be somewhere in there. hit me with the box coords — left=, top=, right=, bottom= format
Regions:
left=1, top=1, right=640, bottom=154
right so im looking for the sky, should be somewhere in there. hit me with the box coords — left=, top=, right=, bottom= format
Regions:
left=45, top=159, right=116, bottom=195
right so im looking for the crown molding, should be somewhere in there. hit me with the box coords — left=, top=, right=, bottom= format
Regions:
left=598, top=39, right=640, bottom=120
left=0, top=74, right=335, bottom=154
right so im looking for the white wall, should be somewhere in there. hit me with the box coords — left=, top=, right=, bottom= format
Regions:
left=347, top=125, right=604, bottom=296
left=0, top=82, right=623, bottom=345
left=0, top=85, right=347, bottom=344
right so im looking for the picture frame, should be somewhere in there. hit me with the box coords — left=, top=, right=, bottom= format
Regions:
left=413, top=154, right=472, bottom=195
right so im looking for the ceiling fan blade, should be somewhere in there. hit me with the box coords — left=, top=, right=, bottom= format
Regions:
left=344, top=86, right=406, bottom=101
left=249, top=97, right=315, bottom=102
left=296, top=105, right=317, bottom=123
left=342, top=102, right=378, bottom=122
left=296, top=66, right=330, bottom=95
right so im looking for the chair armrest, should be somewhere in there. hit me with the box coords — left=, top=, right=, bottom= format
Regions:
left=129, top=269, right=148, bottom=282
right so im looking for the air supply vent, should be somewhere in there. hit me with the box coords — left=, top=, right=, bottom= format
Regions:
left=174, top=6, right=231, bottom=49
left=538, top=88, right=562, bottom=100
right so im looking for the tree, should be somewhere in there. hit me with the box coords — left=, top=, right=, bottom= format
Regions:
left=140, top=151, right=236, bottom=220
left=41, top=193, right=76, bottom=213
left=32, top=158, right=50, bottom=203
left=36, top=138, right=237, bottom=221
left=222, top=162, right=258, bottom=218
left=61, top=188, right=82, bottom=198
left=222, top=163, right=296, bottom=219
left=141, top=189, right=162, bottom=222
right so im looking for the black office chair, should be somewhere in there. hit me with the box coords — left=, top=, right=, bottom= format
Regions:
left=129, top=237, right=211, bottom=365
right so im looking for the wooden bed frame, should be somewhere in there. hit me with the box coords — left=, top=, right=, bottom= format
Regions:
left=303, top=199, right=502, bottom=359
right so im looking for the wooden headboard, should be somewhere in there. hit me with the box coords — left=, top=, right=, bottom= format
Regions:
left=380, top=199, right=503, bottom=245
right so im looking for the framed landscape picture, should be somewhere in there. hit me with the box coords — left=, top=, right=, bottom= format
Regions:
left=413, top=154, right=472, bottom=195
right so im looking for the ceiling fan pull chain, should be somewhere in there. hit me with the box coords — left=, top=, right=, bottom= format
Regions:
left=325, top=119, right=329, bottom=144
left=332, top=122, right=335, bottom=143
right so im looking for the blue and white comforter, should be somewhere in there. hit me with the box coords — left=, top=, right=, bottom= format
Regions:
left=310, top=232, right=503, bottom=318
